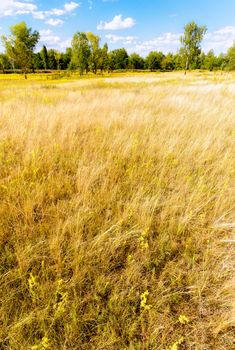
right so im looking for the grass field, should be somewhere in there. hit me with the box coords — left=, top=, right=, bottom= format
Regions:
left=0, top=72, right=234, bottom=349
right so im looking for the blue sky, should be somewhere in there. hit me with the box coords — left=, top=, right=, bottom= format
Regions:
left=0, top=0, right=235, bottom=55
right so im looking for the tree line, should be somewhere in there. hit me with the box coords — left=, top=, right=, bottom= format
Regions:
left=1, top=21, right=235, bottom=78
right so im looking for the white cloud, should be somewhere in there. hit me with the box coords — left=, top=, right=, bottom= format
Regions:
left=33, top=2, right=80, bottom=19
left=203, top=26, right=235, bottom=53
left=39, top=29, right=60, bottom=46
left=143, top=32, right=180, bottom=48
left=0, top=0, right=37, bottom=17
left=59, top=38, right=72, bottom=49
left=38, top=30, right=71, bottom=51
left=45, top=18, right=64, bottom=26
left=97, top=15, right=136, bottom=30
left=105, top=34, right=137, bottom=45
left=43, top=2, right=79, bottom=17
left=128, top=32, right=181, bottom=56
left=45, top=9, right=64, bottom=16
left=0, top=1, right=80, bottom=20
left=122, top=26, right=235, bottom=57
left=64, top=2, right=79, bottom=12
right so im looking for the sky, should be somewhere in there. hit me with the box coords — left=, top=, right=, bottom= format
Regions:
left=0, top=0, right=235, bottom=56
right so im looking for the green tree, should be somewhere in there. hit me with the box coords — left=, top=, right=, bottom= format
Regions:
left=145, top=51, right=165, bottom=71
left=47, top=49, right=57, bottom=70
left=1, top=21, right=39, bottom=78
left=180, top=21, right=207, bottom=74
left=217, top=53, right=227, bottom=70
left=41, top=45, right=49, bottom=70
left=108, top=49, right=129, bottom=70
left=0, top=53, right=10, bottom=72
left=198, top=52, right=206, bottom=69
left=98, top=43, right=109, bottom=73
left=128, top=53, right=145, bottom=70
left=87, top=32, right=101, bottom=74
left=203, top=50, right=217, bottom=71
left=173, top=51, right=184, bottom=70
left=71, top=32, right=91, bottom=75
left=161, top=53, right=175, bottom=71
left=226, top=43, right=235, bottom=70
left=60, top=48, right=72, bottom=70
left=107, top=51, right=115, bottom=72
left=54, top=51, right=62, bottom=70
left=33, top=52, right=44, bottom=70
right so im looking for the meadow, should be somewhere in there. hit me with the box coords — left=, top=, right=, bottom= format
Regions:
left=0, top=72, right=234, bottom=349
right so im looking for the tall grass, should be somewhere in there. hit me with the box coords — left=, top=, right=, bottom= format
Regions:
left=0, top=72, right=234, bottom=349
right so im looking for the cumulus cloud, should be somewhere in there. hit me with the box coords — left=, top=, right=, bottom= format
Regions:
left=38, top=30, right=72, bottom=51
left=0, top=1, right=80, bottom=21
left=97, top=15, right=136, bottom=30
left=203, top=26, right=235, bottom=53
left=45, top=18, right=64, bottom=26
left=64, top=2, right=79, bottom=12
left=0, top=0, right=37, bottom=17
left=39, top=29, right=60, bottom=46
left=59, top=38, right=72, bottom=49
left=122, top=26, right=235, bottom=57
left=105, top=34, right=137, bottom=44
left=128, top=32, right=181, bottom=56
left=34, top=1, right=80, bottom=20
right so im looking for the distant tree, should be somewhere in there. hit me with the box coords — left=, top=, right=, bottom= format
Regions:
left=86, top=32, right=101, bottom=74
left=198, top=52, right=206, bottom=69
left=107, top=51, right=115, bottom=72
left=98, top=43, right=109, bottom=73
left=1, top=22, right=39, bottom=78
left=109, top=48, right=129, bottom=70
left=33, top=52, right=44, bottom=70
left=198, top=50, right=226, bottom=71
left=47, top=49, right=57, bottom=70
left=0, top=53, right=10, bottom=72
left=226, top=43, right=235, bottom=70
left=54, top=51, right=62, bottom=70
left=41, top=45, right=49, bottom=70
left=60, top=48, right=72, bottom=70
left=180, top=21, right=207, bottom=74
left=161, top=53, right=175, bottom=71
left=190, top=52, right=202, bottom=70
left=145, top=51, right=165, bottom=71
left=217, top=53, right=227, bottom=70
left=203, top=50, right=217, bottom=71
left=70, top=32, right=91, bottom=74
left=173, top=51, right=184, bottom=70
left=128, top=53, right=145, bottom=70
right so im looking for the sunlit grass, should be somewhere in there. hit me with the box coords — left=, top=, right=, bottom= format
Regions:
left=0, top=72, right=234, bottom=349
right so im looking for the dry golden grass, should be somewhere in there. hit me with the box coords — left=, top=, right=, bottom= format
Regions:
left=0, top=72, right=234, bottom=349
